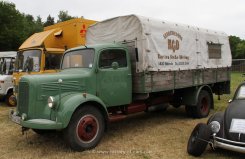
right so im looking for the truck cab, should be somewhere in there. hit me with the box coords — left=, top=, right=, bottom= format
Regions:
left=14, top=48, right=63, bottom=84
left=13, top=18, right=97, bottom=101
left=11, top=43, right=132, bottom=150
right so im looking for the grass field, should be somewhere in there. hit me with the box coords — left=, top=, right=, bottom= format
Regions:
left=0, top=73, right=245, bottom=159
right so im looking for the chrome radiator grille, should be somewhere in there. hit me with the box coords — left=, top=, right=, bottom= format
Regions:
left=18, top=82, right=29, bottom=114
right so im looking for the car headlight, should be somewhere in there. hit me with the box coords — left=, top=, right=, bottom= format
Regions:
left=210, top=121, right=221, bottom=133
left=48, top=96, right=55, bottom=108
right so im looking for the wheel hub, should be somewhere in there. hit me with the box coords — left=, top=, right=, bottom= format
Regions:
left=201, top=97, right=208, bottom=113
left=77, top=115, right=98, bottom=142
left=191, top=131, right=199, bottom=143
left=9, top=95, right=16, bottom=106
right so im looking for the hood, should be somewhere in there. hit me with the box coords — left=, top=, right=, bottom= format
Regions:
left=17, top=68, right=93, bottom=119
left=224, top=100, right=245, bottom=142
left=19, top=68, right=93, bottom=104
left=21, top=68, right=90, bottom=83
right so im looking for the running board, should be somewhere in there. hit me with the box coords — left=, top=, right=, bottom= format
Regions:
left=109, top=114, right=127, bottom=122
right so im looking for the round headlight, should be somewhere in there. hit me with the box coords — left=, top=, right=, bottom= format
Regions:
left=48, top=96, right=55, bottom=108
left=210, top=121, right=221, bottom=133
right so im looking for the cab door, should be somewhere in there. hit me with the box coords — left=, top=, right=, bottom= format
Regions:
left=96, top=48, right=132, bottom=106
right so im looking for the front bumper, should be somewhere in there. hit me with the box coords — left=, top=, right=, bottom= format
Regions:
left=213, top=135, right=245, bottom=153
left=10, top=111, right=63, bottom=130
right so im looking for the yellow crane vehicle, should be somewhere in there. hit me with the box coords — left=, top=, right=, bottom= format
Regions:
left=12, top=18, right=97, bottom=105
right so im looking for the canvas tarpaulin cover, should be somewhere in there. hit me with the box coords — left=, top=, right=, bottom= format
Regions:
left=86, top=15, right=231, bottom=72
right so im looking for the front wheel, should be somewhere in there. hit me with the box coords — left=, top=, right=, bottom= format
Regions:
left=63, top=105, right=105, bottom=151
left=6, top=92, right=16, bottom=107
left=187, top=123, right=211, bottom=157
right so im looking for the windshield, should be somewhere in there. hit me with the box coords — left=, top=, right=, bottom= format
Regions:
left=62, top=49, right=94, bottom=69
left=236, top=85, right=245, bottom=99
left=16, top=49, right=41, bottom=72
left=0, top=57, right=15, bottom=75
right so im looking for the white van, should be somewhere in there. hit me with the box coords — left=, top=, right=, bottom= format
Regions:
left=0, top=51, right=16, bottom=106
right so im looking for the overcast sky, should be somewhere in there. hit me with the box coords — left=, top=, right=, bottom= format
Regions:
left=4, top=0, right=245, bottom=39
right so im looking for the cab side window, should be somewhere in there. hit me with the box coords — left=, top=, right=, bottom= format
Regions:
left=99, top=49, right=127, bottom=69
left=45, top=53, right=63, bottom=70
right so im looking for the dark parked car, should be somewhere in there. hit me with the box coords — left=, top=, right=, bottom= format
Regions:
left=187, top=82, right=245, bottom=156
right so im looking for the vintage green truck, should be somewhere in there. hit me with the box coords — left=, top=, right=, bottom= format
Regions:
left=10, top=15, right=231, bottom=151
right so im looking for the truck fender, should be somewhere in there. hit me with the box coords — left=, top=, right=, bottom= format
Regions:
left=182, top=85, right=213, bottom=107
left=57, top=93, right=108, bottom=129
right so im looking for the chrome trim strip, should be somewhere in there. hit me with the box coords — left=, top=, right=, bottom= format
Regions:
left=215, top=136, right=245, bottom=146
left=214, top=136, right=245, bottom=153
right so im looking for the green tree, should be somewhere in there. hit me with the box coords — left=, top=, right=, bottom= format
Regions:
left=35, top=16, right=44, bottom=32
left=21, top=14, right=43, bottom=39
left=36, top=16, right=43, bottom=26
left=57, top=10, right=77, bottom=22
left=0, top=1, right=44, bottom=51
left=236, top=42, right=245, bottom=59
left=0, top=1, right=23, bottom=50
left=43, top=15, right=55, bottom=27
left=229, top=36, right=241, bottom=58
left=229, top=36, right=245, bottom=59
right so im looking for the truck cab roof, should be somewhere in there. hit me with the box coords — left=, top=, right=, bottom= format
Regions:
left=66, top=43, right=127, bottom=53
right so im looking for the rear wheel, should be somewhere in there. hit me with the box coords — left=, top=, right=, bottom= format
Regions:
left=63, top=105, right=105, bottom=151
left=171, top=94, right=182, bottom=108
left=185, top=105, right=194, bottom=117
left=187, top=123, right=211, bottom=156
left=186, top=90, right=212, bottom=118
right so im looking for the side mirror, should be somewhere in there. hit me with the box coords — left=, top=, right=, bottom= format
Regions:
left=111, top=62, right=119, bottom=70
left=228, top=99, right=232, bottom=103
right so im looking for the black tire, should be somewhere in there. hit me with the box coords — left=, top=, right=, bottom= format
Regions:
left=187, top=123, right=211, bottom=157
left=172, top=103, right=181, bottom=108
left=207, top=112, right=224, bottom=137
left=171, top=95, right=182, bottom=108
left=185, top=105, right=194, bottom=117
left=193, top=90, right=212, bottom=118
left=5, top=92, right=16, bottom=107
left=147, top=104, right=169, bottom=112
left=32, top=129, right=55, bottom=135
left=63, top=105, right=105, bottom=151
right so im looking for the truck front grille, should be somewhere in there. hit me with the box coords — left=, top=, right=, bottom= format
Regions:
left=18, top=82, right=29, bottom=114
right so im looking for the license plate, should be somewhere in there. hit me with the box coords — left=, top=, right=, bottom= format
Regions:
left=11, top=114, right=21, bottom=124
left=230, top=119, right=245, bottom=134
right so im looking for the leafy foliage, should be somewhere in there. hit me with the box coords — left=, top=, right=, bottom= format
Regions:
left=57, top=10, right=77, bottom=22
left=229, top=36, right=245, bottom=59
left=0, top=1, right=43, bottom=51
left=43, top=15, right=55, bottom=27
left=0, top=2, right=77, bottom=51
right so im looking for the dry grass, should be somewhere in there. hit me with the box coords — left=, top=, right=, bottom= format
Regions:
left=0, top=73, right=245, bottom=159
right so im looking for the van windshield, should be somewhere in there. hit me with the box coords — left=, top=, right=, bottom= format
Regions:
left=16, top=49, right=41, bottom=72
left=62, top=49, right=94, bottom=69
